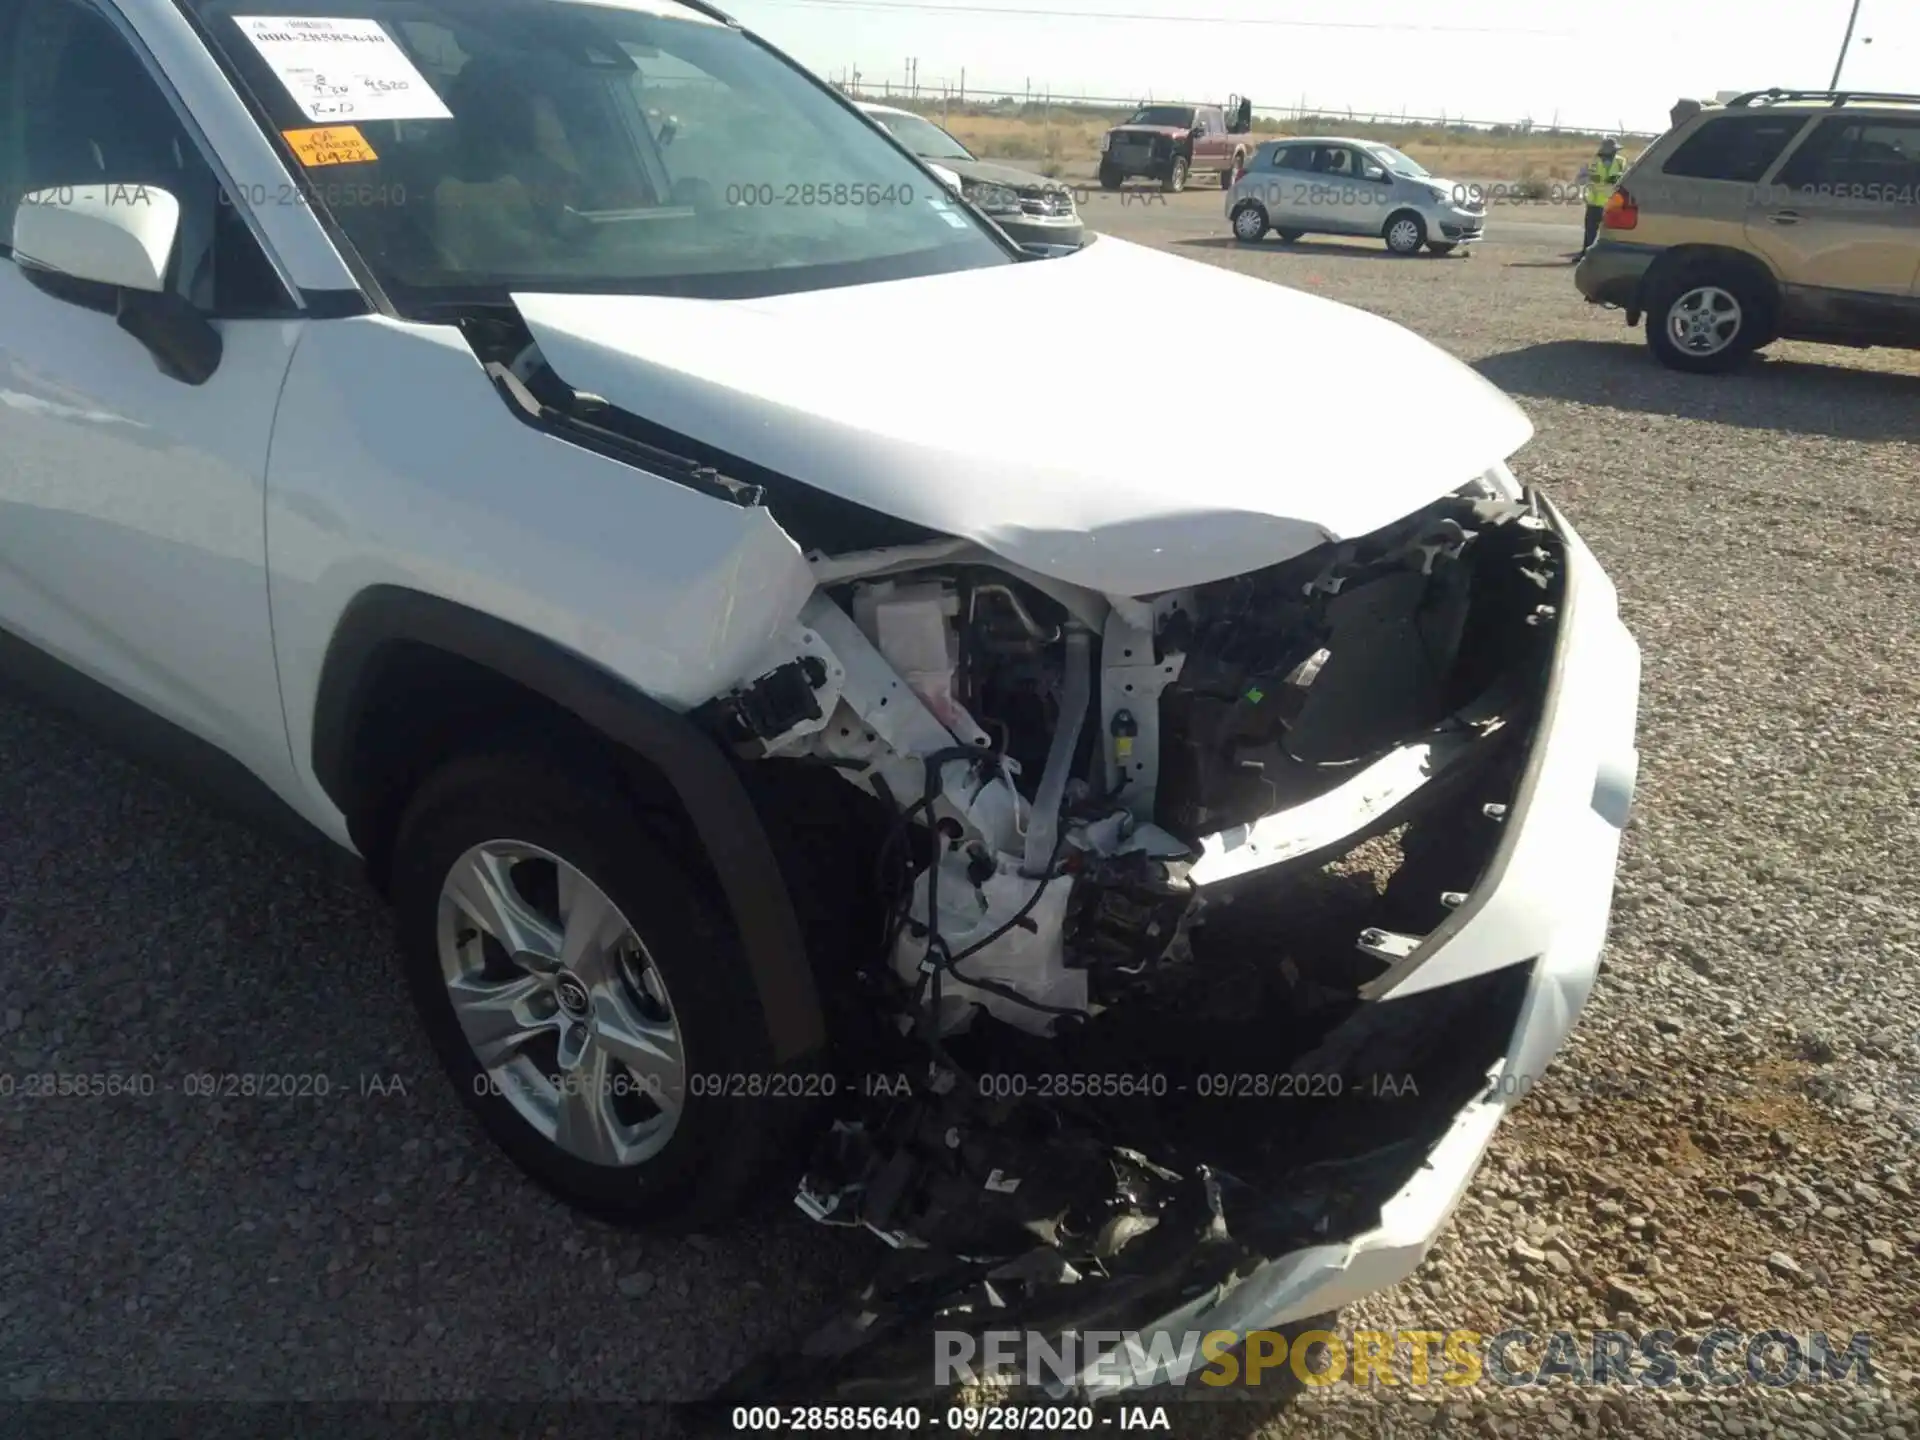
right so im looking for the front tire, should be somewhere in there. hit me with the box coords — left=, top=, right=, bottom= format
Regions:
left=1275, top=227, right=1304, bottom=243
left=1098, top=163, right=1122, bottom=191
left=1645, top=268, right=1770, bottom=374
left=1163, top=155, right=1189, bottom=193
left=1426, top=241, right=1457, bottom=256
left=1384, top=210, right=1427, bottom=254
left=391, top=749, right=800, bottom=1227
left=1231, top=200, right=1269, bottom=243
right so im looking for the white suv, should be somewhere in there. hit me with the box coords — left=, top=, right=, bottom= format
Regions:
left=0, top=0, right=1638, bottom=1400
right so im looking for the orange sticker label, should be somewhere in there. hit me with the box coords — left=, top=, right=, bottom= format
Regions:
left=283, top=125, right=378, bottom=167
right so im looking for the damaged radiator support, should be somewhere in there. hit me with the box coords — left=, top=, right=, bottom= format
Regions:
left=1023, top=626, right=1091, bottom=877
left=680, top=488, right=1565, bottom=1400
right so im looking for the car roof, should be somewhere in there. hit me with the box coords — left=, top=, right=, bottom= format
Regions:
left=1694, top=92, right=1920, bottom=119
left=856, top=102, right=915, bottom=118
left=1260, top=136, right=1384, bottom=148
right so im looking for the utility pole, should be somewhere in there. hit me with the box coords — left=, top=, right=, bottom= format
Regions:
left=960, top=67, right=965, bottom=104
left=1829, top=0, right=1864, bottom=87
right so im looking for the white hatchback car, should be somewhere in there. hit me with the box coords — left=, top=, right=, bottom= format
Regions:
left=0, top=0, right=1636, bottom=1403
left=1229, top=135, right=1489, bottom=254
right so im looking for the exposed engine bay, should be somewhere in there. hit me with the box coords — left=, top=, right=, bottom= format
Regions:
left=703, top=485, right=1560, bottom=1042
left=694, top=481, right=1565, bottom=1399
left=472, top=320, right=1568, bottom=1401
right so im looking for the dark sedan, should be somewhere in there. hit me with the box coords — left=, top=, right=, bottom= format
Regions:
left=858, top=101, right=1087, bottom=251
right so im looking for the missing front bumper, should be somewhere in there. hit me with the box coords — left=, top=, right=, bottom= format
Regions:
left=719, top=495, right=1640, bottom=1404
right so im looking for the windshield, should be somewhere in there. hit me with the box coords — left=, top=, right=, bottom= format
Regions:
left=869, top=109, right=973, bottom=162
left=184, top=0, right=1011, bottom=310
left=1369, top=145, right=1431, bottom=178
left=1124, top=106, right=1195, bottom=128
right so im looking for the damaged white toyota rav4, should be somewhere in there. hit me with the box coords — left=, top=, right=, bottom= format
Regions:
left=0, top=0, right=1640, bottom=1402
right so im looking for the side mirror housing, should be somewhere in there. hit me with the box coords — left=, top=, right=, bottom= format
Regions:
left=117, top=289, right=223, bottom=386
left=12, top=184, right=179, bottom=292
left=10, top=184, right=221, bottom=385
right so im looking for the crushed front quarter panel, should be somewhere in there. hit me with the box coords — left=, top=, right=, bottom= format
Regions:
left=1059, top=495, right=1642, bottom=1398
left=716, top=493, right=1640, bottom=1403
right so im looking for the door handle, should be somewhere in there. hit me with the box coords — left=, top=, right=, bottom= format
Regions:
left=1769, top=210, right=1801, bottom=225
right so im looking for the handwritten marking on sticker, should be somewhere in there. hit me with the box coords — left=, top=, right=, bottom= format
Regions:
left=284, top=125, right=378, bottom=167
left=235, top=17, right=452, bottom=123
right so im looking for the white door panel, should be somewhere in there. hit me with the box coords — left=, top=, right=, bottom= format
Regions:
left=0, top=263, right=302, bottom=783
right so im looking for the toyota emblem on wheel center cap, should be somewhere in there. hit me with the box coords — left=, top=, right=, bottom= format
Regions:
left=554, top=972, right=591, bottom=1018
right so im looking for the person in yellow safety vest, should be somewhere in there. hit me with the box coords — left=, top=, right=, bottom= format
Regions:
left=1579, top=137, right=1629, bottom=257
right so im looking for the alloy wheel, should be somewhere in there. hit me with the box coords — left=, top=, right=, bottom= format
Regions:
left=1665, top=285, right=1743, bottom=356
left=1387, top=217, right=1423, bottom=253
left=436, top=840, right=686, bottom=1167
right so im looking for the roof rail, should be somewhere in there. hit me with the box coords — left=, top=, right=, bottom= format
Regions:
left=1725, top=87, right=1920, bottom=109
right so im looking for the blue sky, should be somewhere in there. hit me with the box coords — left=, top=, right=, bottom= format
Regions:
left=723, top=0, right=1917, bottom=134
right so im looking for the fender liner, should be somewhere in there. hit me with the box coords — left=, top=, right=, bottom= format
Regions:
left=311, top=586, right=827, bottom=1064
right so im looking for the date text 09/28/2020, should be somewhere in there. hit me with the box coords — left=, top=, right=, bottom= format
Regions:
left=729, top=1405, right=1150, bottom=1433
left=0, top=1071, right=409, bottom=1099
left=621, top=1071, right=1424, bottom=1100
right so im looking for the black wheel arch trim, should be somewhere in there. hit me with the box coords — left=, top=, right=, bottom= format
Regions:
left=311, top=585, right=827, bottom=1064
left=1638, top=244, right=1781, bottom=314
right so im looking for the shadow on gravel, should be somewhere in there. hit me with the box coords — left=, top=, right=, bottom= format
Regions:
left=0, top=694, right=867, bottom=1403
left=1474, top=340, right=1920, bottom=443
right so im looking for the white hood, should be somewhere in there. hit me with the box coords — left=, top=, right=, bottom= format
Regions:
left=512, top=237, right=1532, bottom=595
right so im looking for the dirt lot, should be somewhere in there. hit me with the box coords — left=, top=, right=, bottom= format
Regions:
left=3, top=195, right=1918, bottom=1438
left=869, top=101, right=1612, bottom=186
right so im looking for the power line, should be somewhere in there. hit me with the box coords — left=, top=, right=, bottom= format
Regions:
left=747, top=0, right=1572, bottom=36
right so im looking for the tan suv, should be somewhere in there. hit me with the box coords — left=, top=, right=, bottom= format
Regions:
left=1574, top=89, right=1920, bottom=372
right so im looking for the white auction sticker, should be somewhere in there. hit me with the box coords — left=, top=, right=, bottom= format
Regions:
left=235, top=16, right=453, bottom=123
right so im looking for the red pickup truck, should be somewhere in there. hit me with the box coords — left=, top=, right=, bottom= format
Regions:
left=1098, top=97, right=1255, bottom=192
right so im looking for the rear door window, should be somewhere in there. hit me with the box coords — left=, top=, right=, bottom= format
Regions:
left=1774, top=116, right=1920, bottom=196
left=1661, top=114, right=1810, bottom=183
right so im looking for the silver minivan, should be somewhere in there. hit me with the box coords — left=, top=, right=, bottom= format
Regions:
left=1228, top=135, right=1488, bottom=254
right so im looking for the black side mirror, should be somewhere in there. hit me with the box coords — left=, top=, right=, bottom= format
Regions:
left=117, top=288, right=222, bottom=386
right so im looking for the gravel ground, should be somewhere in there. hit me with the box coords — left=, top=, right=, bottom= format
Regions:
left=3, top=193, right=1918, bottom=1438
